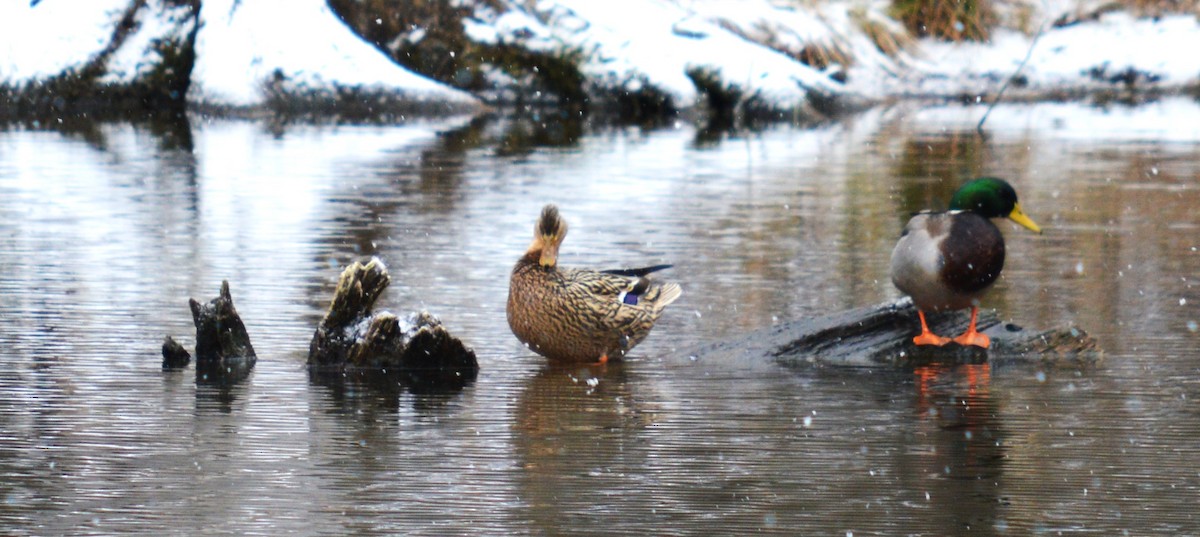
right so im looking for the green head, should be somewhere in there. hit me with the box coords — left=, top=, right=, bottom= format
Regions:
left=949, top=177, right=1041, bottom=233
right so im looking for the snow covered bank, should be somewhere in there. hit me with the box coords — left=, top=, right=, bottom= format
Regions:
left=903, top=97, right=1200, bottom=143
left=911, top=12, right=1200, bottom=98
left=1, top=0, right=1197, bottom=120
left=188, top=0, right=477, bottom=110
left=0, top=0, right=478, bottom=117
left=651, top=1, right=1200, bottom=101
left=465, top=0, right=851, bottom=113
left=379, top=0, right=1200, bottom=116
left=0, top=0, right=197, bottom=115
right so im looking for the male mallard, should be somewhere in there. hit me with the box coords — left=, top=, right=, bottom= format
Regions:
left=507, top=204, right=683, bottom=363
left=890, top=177, right=1042, bottom=348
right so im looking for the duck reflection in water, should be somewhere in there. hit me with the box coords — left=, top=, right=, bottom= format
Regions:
left=514, top=362, right=666, bottom=528
left=907, top=362, right=1009, bottom=530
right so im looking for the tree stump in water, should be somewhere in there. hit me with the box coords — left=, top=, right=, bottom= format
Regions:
left=161, top=335, right=191, bottom=369
left=308, top=258, right=478, bottom=387
left=161, top=280, right=257, bottom=383
left=683, top=298, right=1100, bottom=368
left=189, top=281, right=257, bottom=364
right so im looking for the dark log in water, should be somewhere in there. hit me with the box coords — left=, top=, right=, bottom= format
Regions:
left=683, top=299, right=1100, bottom=368
left=161, top=335, right=191, bottom=369
left=188, top=280, right=257, bottom=366
left=160, top=280, right=257, bottom=384
left=308, top=258, right=478, bottom=385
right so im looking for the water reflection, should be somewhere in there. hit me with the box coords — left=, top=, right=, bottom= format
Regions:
left=892, top=130, right=991, bottom=188
left=309, top=367, right=476, bottom=416
left=1, top=99, right=1199, bottom=534
left=494, top=112, right=583, bottom=157
left=514, top=363, right=659, bottom=531
left=193, top=359, right=257, bottom=410
left=194, top=369, right=256, bottom=413
left=910, top=363, right=1007, bottom=531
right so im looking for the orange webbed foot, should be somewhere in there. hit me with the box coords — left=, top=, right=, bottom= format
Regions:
left=912, top=332, right=951, bottom=346
left=912, top=310, right=950, bottom=346
left=953, top=330, right=990, bottom=348
left=951, top=306, right=990, bottom=348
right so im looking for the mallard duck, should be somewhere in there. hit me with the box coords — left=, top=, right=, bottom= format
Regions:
left=507, top=204, right=683, bottom=363
left=890, top=177, right=1042, bottom=348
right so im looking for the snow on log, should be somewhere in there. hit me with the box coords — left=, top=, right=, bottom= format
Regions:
left=308, top=258, right=479, bottom=387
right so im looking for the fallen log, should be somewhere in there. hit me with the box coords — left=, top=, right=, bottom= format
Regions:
left=682, top=298, right=1100, bottom=368
left=308, top=257, right=478, bottom=388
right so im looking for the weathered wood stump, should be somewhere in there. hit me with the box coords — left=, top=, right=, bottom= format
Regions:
left=188, top=281, right=257, bottom=364
left=161, top=280, right=257, bottom=383
left=161, top=335, right=191, bottom=369
left=683, top=298, right=1100, bottom=368
left=308, top=258, right=478, bottom=388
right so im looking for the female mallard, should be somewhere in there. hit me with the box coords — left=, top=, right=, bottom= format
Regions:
left=890, top=177, right=1042, bottom=348
left=507, top=205, right=682, bottom=363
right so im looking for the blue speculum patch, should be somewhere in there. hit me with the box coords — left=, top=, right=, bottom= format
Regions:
left=622, top=293, right=639, bottom=305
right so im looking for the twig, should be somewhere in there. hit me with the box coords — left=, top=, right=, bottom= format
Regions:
left=977, top=23, right=1046, bottom=134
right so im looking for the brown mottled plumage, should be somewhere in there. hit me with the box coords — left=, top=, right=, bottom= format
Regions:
left=507, top=205, right=682, bottom=363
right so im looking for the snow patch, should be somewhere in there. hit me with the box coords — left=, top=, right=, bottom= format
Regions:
left=911, top=97, right=1200, bottom=143
left=189, top=0, right=477, bottom=107
left=472, top=0, right=848, bottom=109
left=3, top=0, right=1200, bottom=112
left=0, top=1, right=124, bottom=82
left=913, top=13, right=1200, bottom=95
left=100, top=0, right=196, bottom=86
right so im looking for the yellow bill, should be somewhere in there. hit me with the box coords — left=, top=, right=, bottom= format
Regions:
left=1008, top=202, right=1042, bottom=234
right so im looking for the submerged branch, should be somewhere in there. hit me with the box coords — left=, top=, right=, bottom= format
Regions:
left=977, top=23, right=1047, bottom=134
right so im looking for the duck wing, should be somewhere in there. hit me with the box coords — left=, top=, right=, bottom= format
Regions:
left=567, top=268, right=681, bottom=310
left=600, top=264, right=673, bottom=278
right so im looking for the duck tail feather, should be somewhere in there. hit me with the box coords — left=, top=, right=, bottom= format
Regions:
left=654, top=283, right=683, bottom=308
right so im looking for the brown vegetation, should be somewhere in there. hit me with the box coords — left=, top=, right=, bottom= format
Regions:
left=890, top=0, right=997, bottom=41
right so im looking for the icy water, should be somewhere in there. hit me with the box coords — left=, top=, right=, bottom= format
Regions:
left=1, top=100, right=1199, bottom=536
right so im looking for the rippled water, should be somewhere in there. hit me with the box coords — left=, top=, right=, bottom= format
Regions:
left=2, top=100, right=1199, bottom=535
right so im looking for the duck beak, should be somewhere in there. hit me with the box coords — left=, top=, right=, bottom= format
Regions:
left=538, top=235, right=559, bottom=267
left=1008, top=203, right=1042, bottom=234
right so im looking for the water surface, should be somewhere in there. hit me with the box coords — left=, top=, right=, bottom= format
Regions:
left=2, top=100, right=1199, bottom=535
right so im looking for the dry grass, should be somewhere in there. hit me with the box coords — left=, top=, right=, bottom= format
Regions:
left=889, top=0, right=998, bottom=41
left=796, top=41, right=855, bottom=70
left=1052, top=0, right=1199, bottom=29
left=712, top=18, right=855, bottom=69
left=1124, top=0, right=1200, bottom=16
left=851, top=8, right=914, bottom=57
left=1087, top=0, right=1200, bottom=19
